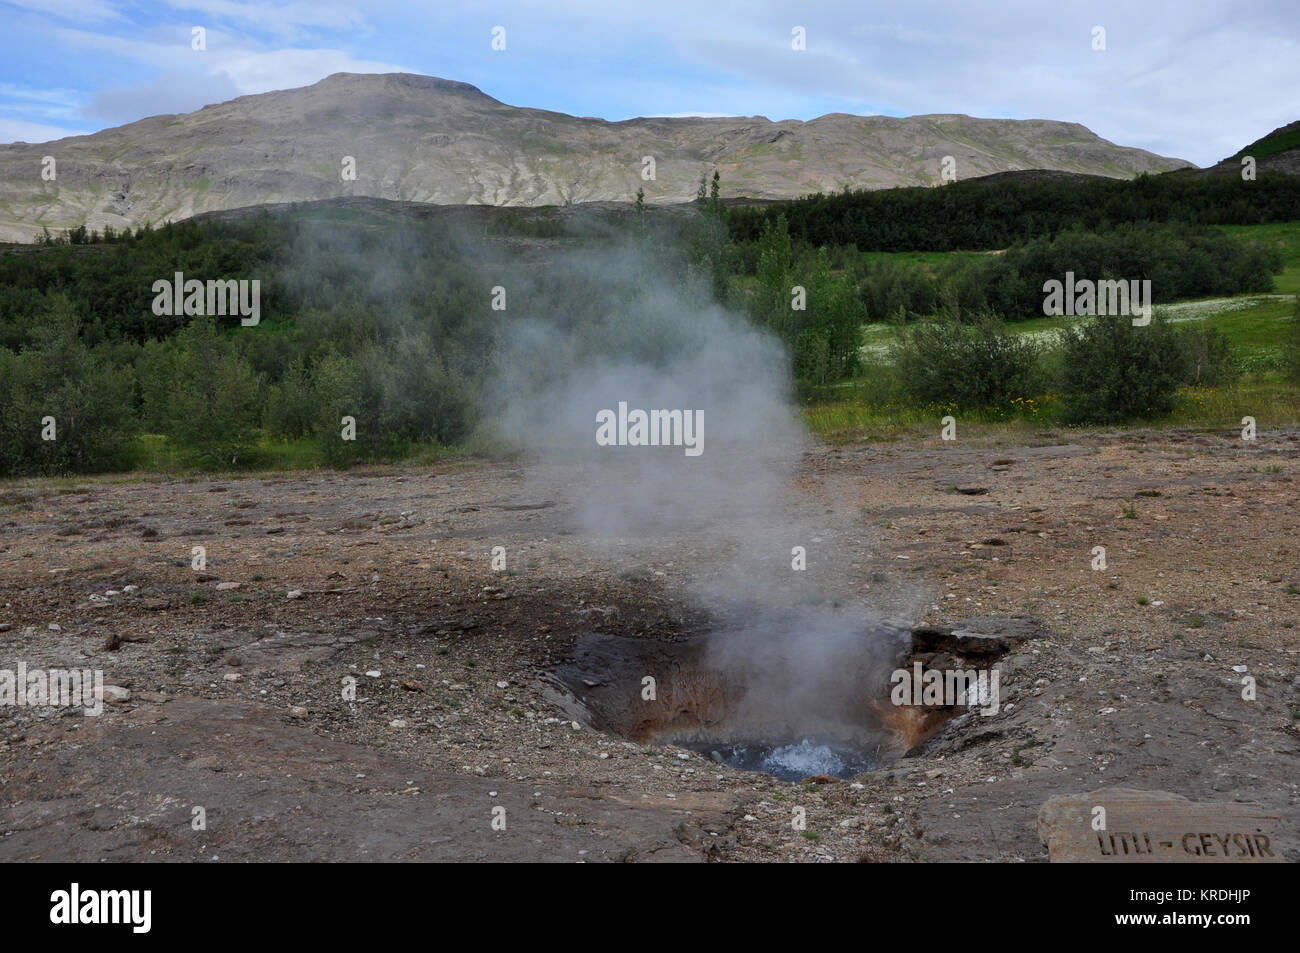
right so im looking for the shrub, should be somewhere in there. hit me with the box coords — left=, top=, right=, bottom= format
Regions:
left=1057, top=313, right=1184, bottom=424
left=894, top=313, right=1040, bottom=408
left=1176, top=324, right=1237, bottom=388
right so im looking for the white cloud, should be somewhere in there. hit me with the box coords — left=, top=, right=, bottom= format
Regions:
left=215, top=48, right=411, bottom=95
left=2, top=0, right=124, bottom=23
left=83, top=70, right=240, bottom=122
left=50, top=24, right=412, bottom=124
left=162, top=0, right=369, bottom=38
left=0, top=116, right=93, bottom=143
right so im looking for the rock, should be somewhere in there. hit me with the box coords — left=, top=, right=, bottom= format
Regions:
left=222, top=672, right=243, bottom=682
left=122, top=585, right=139, bottom=593
left=365, top=670, right=382, bottom=678
left=47, top=623, right=62, bottom=632
left=956, top=486, right=990, bottom=495
left=96, top=685, right=131, bottom=703
left=803, top=774, right=839, bottom=784
left=102, top=632, right=123, bottom=652
left=286, top=590, right=304, bottom=599
left=216, top=582, right=241, bottom=591
left=400, top=680, right=424, bottom=692
left=1037, top=788, right=1283, bottom=863
left=910, top=614, right=1046, bottom=662
left=288, top=705, right=309, bottom=718
left=0, top=623, right=11, bottom=632
left=389, top=719, right=408, bottom=728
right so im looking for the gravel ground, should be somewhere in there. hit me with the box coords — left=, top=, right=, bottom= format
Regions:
left=2, top=425, right=1297, bottom=862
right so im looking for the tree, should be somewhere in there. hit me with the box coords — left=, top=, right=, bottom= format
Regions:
left=3, top=295, right=137, bottom=474
left=158, top=316, right=263, bottom=466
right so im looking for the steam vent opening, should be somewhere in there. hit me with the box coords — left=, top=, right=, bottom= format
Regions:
left=549, top=616, right=1039, bottom=783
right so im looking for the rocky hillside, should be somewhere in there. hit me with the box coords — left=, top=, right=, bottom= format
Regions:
left=1178, top=119, right=1300, bottom=178
left=0, top=72, right=1193, bottom=243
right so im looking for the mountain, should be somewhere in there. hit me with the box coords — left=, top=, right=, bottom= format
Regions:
left=0, top=72, right=1194, bottom=243
left=1175, top=120, right=1300, bottom=178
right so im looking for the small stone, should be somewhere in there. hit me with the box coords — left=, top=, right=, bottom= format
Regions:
left=286, top=590, right=304, bottom=599
left=289, top=706, right=309, bottom=718
left=365, top=670, right=382, bottom=678
left=223, top=672, right=242, bottom=682
left=216, top=582, right=241, bottom=591
left=47, top=623, right=62, bottom=632
left=122, top=585, right=139, bottom=593
left=1232, top=665, right=1248, bottom=673
left=389, top=718, right=408, bottom=728
left=0, top=623, right=11, bottom=632
left=97, top=685, right=131, bottom=703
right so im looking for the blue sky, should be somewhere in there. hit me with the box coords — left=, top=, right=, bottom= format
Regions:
left=0, top=0, right=1296, bottom=167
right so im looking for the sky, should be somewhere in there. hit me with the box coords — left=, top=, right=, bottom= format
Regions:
left=0, top=0, right=1296, bottom=167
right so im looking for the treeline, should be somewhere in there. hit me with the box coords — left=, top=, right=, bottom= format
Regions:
left=1, top=213, right=498, bottom=474
left=727, top=171, right=1300, bottom=251
left=735, top=216, right=1281, bottom=363
left=848, top=222, right=1280, bottom=322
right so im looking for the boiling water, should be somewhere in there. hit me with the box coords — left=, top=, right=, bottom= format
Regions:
left=690, top=738, right=876, bottom=782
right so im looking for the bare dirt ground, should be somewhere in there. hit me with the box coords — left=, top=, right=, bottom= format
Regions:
left=2, top=426, right=1298, bottom=862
